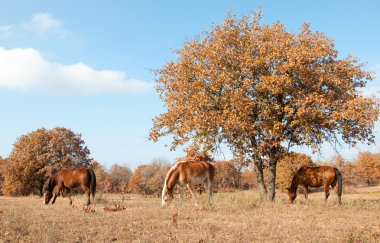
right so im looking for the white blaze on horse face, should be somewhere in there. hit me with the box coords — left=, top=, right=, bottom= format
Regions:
left=162, top=163, right=178, bottom=207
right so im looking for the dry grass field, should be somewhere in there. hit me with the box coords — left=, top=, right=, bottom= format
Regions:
left=1, top=187, right=380, bottom=242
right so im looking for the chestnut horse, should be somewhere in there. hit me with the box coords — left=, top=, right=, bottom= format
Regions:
left=162, top=161, right=215, bottom=207
left=44, top=168, right=96, bottom=205
left=287, top=165, right=342, bottom=204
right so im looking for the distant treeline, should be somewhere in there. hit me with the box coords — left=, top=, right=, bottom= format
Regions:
left=0, top=127, right=379, bottom=196
left=91, top=151, right=380, bottom=196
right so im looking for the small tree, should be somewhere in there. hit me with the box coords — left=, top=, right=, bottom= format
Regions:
left=2, top=127, right=91, bottom=196
left=128, top=165, right=147, bottom=193
left=150, top=10, right=379, bottom=201
left=356, top=152, right=380, bottom=186
left=340, top=162, right=363, bottom=188
left=109, top=164, right=132, bottom=192
left=276, top=152, right=315, bottom=191
left=91, top=160, right=110, bottom=193
left=212, top=161, right=241, bottom=192
left=241, top=168, right=257, bottom=190
left=146, top=166, right=170, bottom=197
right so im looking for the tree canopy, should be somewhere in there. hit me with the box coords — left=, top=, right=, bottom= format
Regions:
left=2, top=127, right=92, bottom=196
left=150, top=10, right=379, bottom=200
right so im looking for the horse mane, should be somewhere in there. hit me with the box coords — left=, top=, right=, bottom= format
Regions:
left=163, top=163, right=180, bottom=191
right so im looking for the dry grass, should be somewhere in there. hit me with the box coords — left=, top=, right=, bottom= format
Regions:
left=1, top=187, right=380, bottom=242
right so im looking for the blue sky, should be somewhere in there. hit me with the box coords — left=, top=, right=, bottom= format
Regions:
left=1, top=0, right=379, bottom=169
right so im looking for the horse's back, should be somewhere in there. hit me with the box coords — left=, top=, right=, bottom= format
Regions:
left=298, top=165, right=336, bottom=174
left=177, top=161, right=215, bottom=184
left=297, top=165, right=338, bottom=187
left=55, top=168, right=92, bottom=188
left=179, top=161, right=213, bottom=174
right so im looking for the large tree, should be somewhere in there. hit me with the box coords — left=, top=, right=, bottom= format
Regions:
left=2, top=127, right=92, bottom=196
left=149, top=10, right=379, bottom=201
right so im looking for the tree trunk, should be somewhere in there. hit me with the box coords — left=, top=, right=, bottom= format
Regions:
left=267, top=161, right=277, bottom=201
left=254, top=160, right=267, bottom=201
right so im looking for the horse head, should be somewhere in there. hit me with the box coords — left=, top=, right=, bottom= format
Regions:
left=286, top=186, right=297, bottom=203
left=161, top=186, right=174, bottom=206
left=161, top=163, right=180, bottom=207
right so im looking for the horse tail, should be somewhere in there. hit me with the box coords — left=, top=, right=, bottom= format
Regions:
left=208, top=163, right=215, bottom=196
left=334, top=168, right=343, bottom=202
left=88, top=168, right=97, bottom=200
left=208, top=163, right=215, bottom=183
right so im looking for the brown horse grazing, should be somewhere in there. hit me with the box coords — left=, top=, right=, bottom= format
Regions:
left=162, top=161, right=215, bottom=207
left=287, top=165, right=342, bottom=204
left=44, top=168, right=96, bottom=205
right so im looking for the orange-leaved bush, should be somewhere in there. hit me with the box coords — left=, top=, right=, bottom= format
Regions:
left=276, top=152, right=315, bottom=191
left=2, top=127, right=91, bottom=196
left=356, top=152, right=380, bottom=186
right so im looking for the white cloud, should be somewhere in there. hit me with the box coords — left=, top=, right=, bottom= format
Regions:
left=0, top=47, right=153, bottom=94
left=0, top=13, right=67, bottom=39
left=24, top=13, right=67, bottom=38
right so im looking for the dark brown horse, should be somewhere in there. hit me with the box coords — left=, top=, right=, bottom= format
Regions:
left=44, top=168, right=96, bottom=205
left=287, top=165, right=342, bottom=204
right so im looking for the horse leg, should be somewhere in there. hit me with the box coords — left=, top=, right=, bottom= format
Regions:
left=82, top=186, right=91, bottom=205
left=324, top=184, right=330, bottom=201
left=204, top=179, right=212, bottom=206
left=66, top=188, right=72, bottom=205
left=51, top=193, right=58, bottom=204
left=178, top=186, right=184, bottom=206
left=301, top=185, right=308, bottom=199
left=186, top=184, right=199, bottom=207
left=52, top=186, right=61, bottom=204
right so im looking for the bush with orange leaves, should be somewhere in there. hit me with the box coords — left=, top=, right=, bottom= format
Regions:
left=355, top=152, right=380, bottom=186
left=241, top=168, right=257, bottom=190
left=276, top=152, right=316, bottom=191
left=212, top=161, right=242, bottom=192
left=2, top=127, right=92, bottom=196
left=128, top=159, right=170, bottom=195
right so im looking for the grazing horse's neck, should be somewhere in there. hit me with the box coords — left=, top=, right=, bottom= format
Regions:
left=48, top=177, right=57, bottom=191
left=167, top=169, right=179, bottom=192
left=164, top=164, right=180, bottom=193
left=290, top=175, right=299, bottom=193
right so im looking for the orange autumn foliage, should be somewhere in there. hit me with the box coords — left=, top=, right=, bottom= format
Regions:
left=2, top=127, right=91, bottom=196
left=150, top=9, right=379, bottom=200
